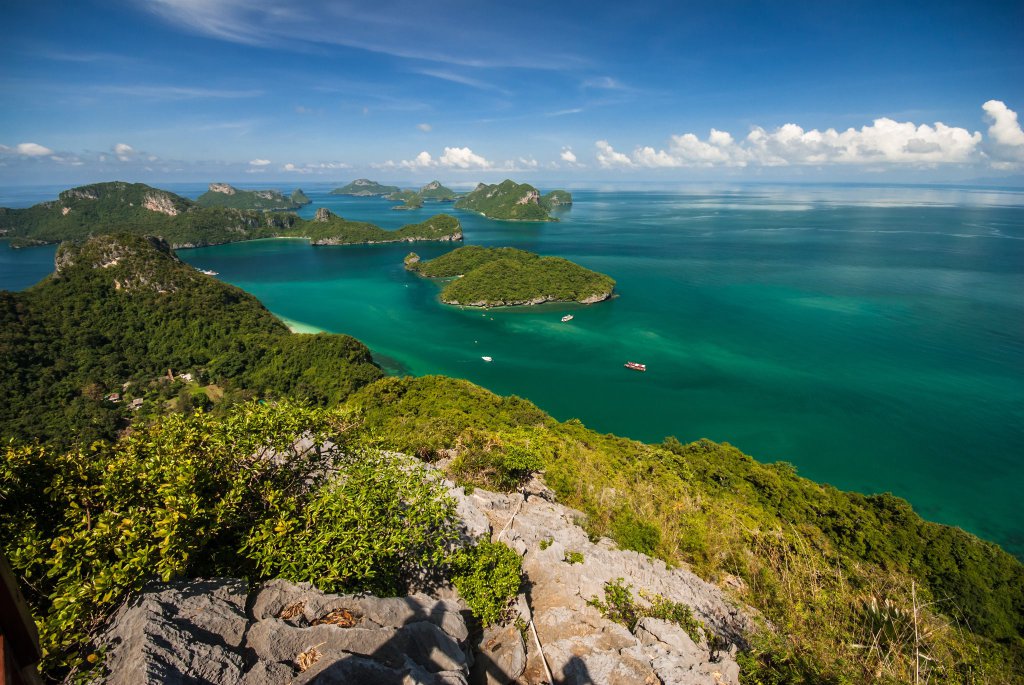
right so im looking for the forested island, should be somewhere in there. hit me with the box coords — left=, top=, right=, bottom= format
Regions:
left=330, top=178, right=401, bottom=196
left=1, top=232, right=1021, bottom=684
left=195, top=183, right=311, bottom=211
left=406, top=245, right=615, bottom=306
left=0, top=181, right=461, bottom=248
left=453, top=179, right=572, bottom=221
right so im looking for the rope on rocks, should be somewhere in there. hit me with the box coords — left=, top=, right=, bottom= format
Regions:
left=530, top=618, right=554, bottom=684
left=494, top=492, right=525, bottom=541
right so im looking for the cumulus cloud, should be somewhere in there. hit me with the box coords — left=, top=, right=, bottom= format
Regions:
left=597, top=114, right=986, bottom=169
left=560, top=148, right=578, bottom=164
left=249, top=158, right=271, bottom=166
left=282, top=162, right=310, bottom=173
left=438, top=146, right=492, bottom=169
left=417, top=123, right=432, bottom=132
left=16, top=142, right=54, bottom=157
left=114, top=143, right=135, bottom=161
left=983, top=100, right=1024, bottom=163
left=595, top=140, right=634, bottom=168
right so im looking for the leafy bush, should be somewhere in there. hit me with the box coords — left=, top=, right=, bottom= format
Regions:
left=242, top=450, right=459, bottom=596
left=588, top=578, right=705, bottom=644
left=564, top=551, right=584, bottom=565
left=449, top=539, right=522, bottom=627
left=611, top=511, right=661, bottom=556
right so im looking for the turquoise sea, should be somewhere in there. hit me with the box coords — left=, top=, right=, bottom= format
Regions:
left=2, top=183, right=1023, bottom=558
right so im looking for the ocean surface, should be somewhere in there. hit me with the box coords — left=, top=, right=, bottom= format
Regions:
left=2, top=182, right=1022, bottom=558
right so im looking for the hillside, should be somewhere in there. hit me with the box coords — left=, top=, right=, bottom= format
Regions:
left=0, top=182, right=461, bottom=248
left=453, top=179, right=571, bottom=221
left=195, top=183, right=309, bottom=211
left=418, top=180, right=457, bottom=201
left=330, top=179, right=401, bottom=196
left=0, top=233, right=383, bottom=446
left=407, top=245, right=614, bottom=306
left=0, top=234, right=1021, bottom=683
left=299, top=208, right=461, bottom=244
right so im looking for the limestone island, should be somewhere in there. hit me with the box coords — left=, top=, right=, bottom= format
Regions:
left=0, top=182, right=460, bottom=248
left=405, top=245, right=613, bottom=307
left=301, top=208, right=461, bottom=245
left=330, top=179, right=401, bottom=196
left=453, top=179, right=572, bottom=221
left=195, top=183, right=311, bottom=211
left=388, top=180, right=458, bottom=210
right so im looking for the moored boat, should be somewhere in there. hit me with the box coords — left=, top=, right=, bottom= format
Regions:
left=624, top=361, right=646, bottom=372
left=561, top=314, right=574, bottom=322
left=482, top=356, right=493, bottom=362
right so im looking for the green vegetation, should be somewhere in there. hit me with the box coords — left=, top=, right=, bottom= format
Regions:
left=0, top=182, right=462, bottom=248
left=588, top=578, right=705, bottom=644
left=388, top=190, right=424, bottom=210
left=418, top=180, right=457, bottom=202
left=407, top=245, right=614, bottom=306
left=0, top=401, right=484, bottom=678
left=453, top=179, right=570, bottom=221
left=196, top=183, right=308, bottom=211
left=564, top=550, right=585, bottom=565
left=449, top=539, right=523, bottom=627
left=0, top=234, right=382, bottom=446
left=330, top=179, right=401, bottom=196
left=344, top=374, right=1024, bottom=684
left=297, top=210, right=461, bottom=244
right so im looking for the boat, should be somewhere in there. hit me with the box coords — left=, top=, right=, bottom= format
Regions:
left=199, top=268, right=218, bottom=276
left=561, top=314, right=574, bottom=322
left=482, top=356, right=493, bottom=362
left=624, top=361, right=646, bottom=372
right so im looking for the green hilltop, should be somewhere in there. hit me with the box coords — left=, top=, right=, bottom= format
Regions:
left=0, top=182, right=461, bottom=248
left=407, top=245, right=615, bottom=307
left=1, top=233, right=1021, bottom=683
left=453, top=179, right=572, bottom=221
left=330, top=179, right=401, bottom=196
left=195, top=183, right=311, bottom=211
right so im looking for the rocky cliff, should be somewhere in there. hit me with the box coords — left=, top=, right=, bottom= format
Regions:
left=97, top=472, right=751, bottom=684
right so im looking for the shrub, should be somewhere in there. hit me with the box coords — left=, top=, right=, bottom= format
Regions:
left=611, top=511, right=661, bottom=556
left=449, top=539, right=522, bottom=627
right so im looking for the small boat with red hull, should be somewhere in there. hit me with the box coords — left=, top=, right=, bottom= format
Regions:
left=624, top=361, right=646, bottom=372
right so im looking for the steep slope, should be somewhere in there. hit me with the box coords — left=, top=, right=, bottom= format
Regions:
left=0, top=233, right=382, bottom=446
left=299, top=208, right=462, bottom=244
left=454, top=180, right=571, bottom=221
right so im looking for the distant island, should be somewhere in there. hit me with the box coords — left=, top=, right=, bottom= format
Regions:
left=406, top=245, right=613, bottom=307
left=453, top=179, right=572, bottom=221
left=303, top=207, right=461, bottom=244
left=388, top=180, right=457, bottom=210
left=195, top=183, right=312, bottom=211
left=0, top=182, right=460, bottom=248
left=330, top=179, right=401, bottom=196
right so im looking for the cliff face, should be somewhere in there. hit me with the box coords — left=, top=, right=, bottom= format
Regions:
left=97, top=471, right=751, bottom=685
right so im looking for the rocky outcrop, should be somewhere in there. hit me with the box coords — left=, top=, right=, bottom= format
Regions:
left=515, top=190, right=540, bottom=206
left=100, top=579, right=473, bottom=685
left=142, top=192, right=180, bottom=216
left=96, top=472, right=752, bottom=685
left=314, top=207, right=333, bottom=222
left=443, top=291, right=612, bottom=308
left=209, top=183, right=237, bottom=195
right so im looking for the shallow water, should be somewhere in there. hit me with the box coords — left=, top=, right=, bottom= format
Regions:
left=3, top=183, right=1022, bottom=557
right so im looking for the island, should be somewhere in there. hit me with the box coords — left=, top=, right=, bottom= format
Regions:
left=405, top=245, right=614, bottom=306
left=195, top=183, right=312, bottom=211
left=301, top=207, right=461, bottom=244
left=386, top=180, right=457, bottom=210
left=0, top=182, right=461, bottom=248
left=387, top=189, right=424, bottom=211
left=453, top=179, right=572, bottom=221
left=330, top=179, right=401, bottom=196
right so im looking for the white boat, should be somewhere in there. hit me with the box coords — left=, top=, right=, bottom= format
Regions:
left=624, top=361, right=647, bottom=372
left=199, top=268, right=219, bottom=276
left=561, top=314, right=574, bottom=322
left=482, top=356, right=493, bottom=362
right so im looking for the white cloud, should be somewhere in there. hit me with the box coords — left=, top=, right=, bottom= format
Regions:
left=983, top=100, right=1024, bottom=163
left=599, top=113, right=986, bottom=169
left=249, top=158, right=272, bottom=166
left=417, top=123, right=432, bottom=132
left=282, top=162, right=310, bottom=173
left=114, top=143, right=135, bottom=161
left=560, top=148, right=578, bottom=164
left=16, top=142, right=54, bottom=157
left=438, top=146, right=492, bottom=169
left=395, top=151, right=435, bottom=170
left=595, top=140, right=634, bottom=168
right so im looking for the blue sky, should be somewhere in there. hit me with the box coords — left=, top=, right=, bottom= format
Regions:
left=1, top=0, right=1023, bottom=185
